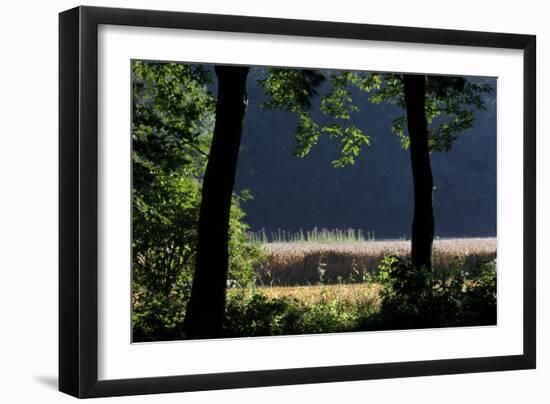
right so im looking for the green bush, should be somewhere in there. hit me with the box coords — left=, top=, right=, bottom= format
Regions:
left=367, top=254, right=497, bottom=330
left=224, top=290, right=376, bottom=338
left=132, top=159, right=265, bottom=342
left=458, top=260, right=497, bottom=325
left=132, top=160, right=199, bottom=341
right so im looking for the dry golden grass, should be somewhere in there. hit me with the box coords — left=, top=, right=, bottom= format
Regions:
left=255, top=237, right=496, bottom=286
left=260, top=283, right=382, bottom=306
left=230, top=283, right=382, bottom=309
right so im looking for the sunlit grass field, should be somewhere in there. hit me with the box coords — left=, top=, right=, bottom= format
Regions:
left=253, top=236, right=496, bottom=286
left=230, top=283, right=383, bottom=308
left=133, top=235, right=497, bottom=341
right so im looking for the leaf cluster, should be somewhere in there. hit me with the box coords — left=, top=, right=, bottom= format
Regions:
left=367, top=74, right=493, bottom=152
left=132, top=61, right=216, bottom=175
left=260, top=68, right=493, bottom=167
left=259, top=69, right=370, bottom=167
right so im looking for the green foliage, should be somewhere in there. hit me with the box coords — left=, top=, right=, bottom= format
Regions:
left=371, top=255, right=497, bottom=330
left=365, top=73, right=493, bottom=152
left=225, top=293, right=306, bottom=336
left=132, top=60, right=215, bottom=175
left=132, top=168, right=200, bottom=341
left=132, top=61, right=212, bottom=341
left=224, top=291, right=375, bottom=337
left=294, top=112, right=321, bottom=158
left=259, top=68, right=325, bottom=111
left=132, top=160, right=265, bottom=341
left=224, top=255, right=496, bottom=338
left=227, top=194, right=267, bottom=288
left=261, top=68, right=493, bottom=167
left=131, top=61, right=265, bottom=342
left=259, top=69, right=371, bottom=167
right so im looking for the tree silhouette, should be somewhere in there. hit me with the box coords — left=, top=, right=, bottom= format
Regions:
left=403, top=74, right=434, bottom=270
left=184, top=65, right=250, bottom=338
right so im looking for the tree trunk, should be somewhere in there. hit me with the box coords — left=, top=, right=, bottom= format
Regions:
left=403, top=74, right=434, bottom=271
left=183, top=65, right=249, bottom=339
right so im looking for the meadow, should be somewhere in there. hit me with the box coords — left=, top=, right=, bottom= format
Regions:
left=252, top=233, right=496, bottom=286
left=133, top=230, right=497, bottom=341
left=217, top=234, right=498, bottom=339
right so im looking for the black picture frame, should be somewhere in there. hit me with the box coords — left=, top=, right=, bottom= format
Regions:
left=59, top=5, right=536, bottom=398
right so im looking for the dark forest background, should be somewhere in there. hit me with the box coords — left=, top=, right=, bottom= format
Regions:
left=233, top=70, right=497, bottom=239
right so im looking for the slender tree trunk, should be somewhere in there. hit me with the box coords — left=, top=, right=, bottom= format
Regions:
left=184, top=65, right=249, bottom=339
left=403, top=74, right=434, bottom=271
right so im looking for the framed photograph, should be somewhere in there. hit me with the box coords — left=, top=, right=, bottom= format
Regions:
left=59, top=5, right=536, bottom=398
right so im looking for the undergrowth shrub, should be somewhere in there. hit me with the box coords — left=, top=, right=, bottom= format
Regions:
left=364, top=255, right=497, bottom=330
left=224, top=290, right=376, bottom=338
left=132, top=173, right=265, bottom=342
